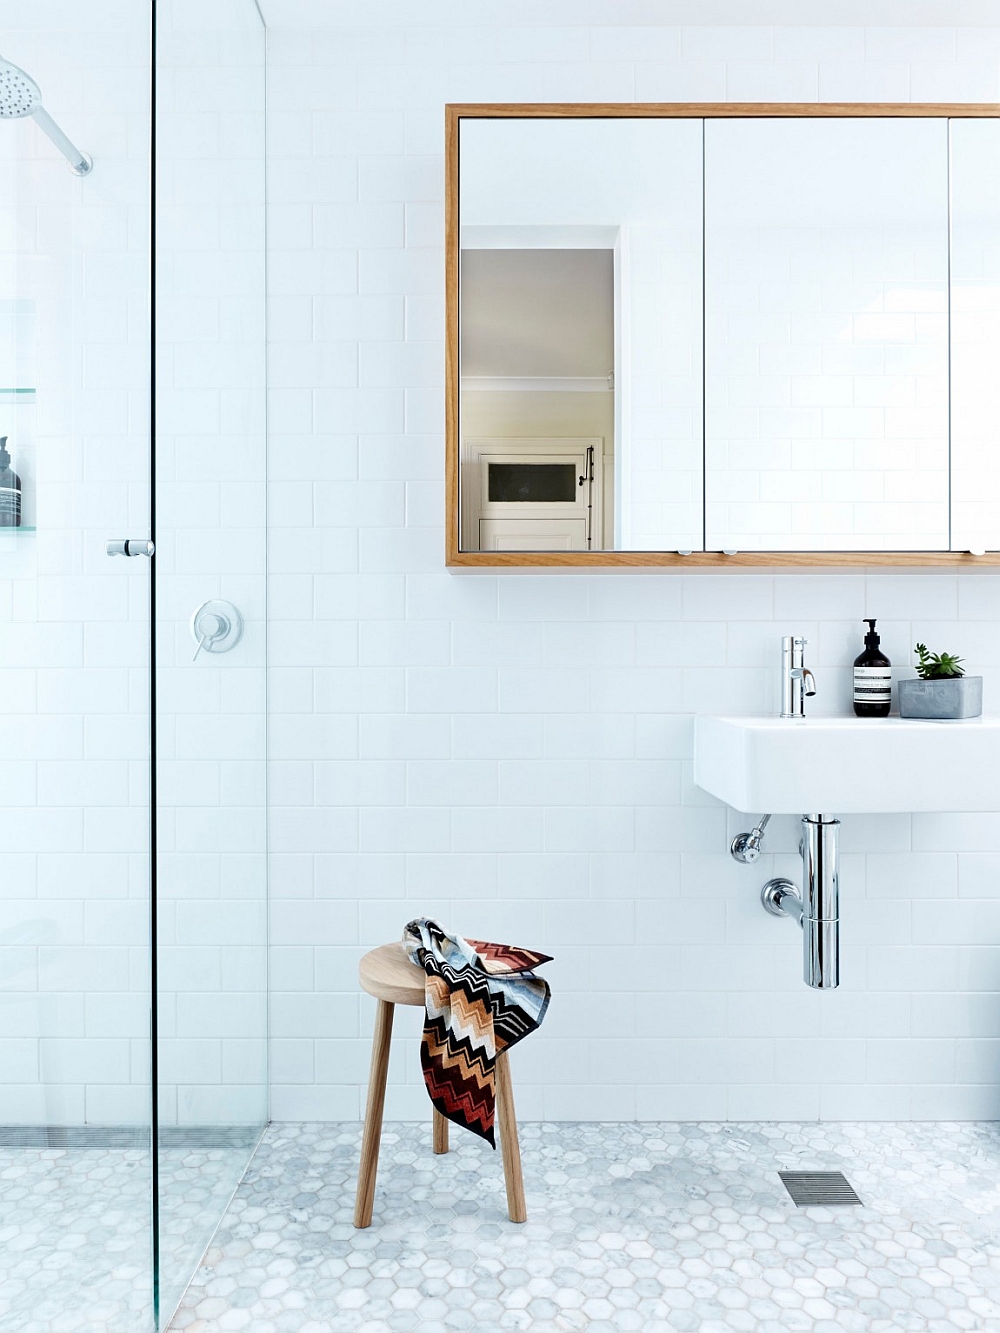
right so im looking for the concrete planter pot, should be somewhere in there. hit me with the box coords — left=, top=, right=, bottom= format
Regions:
left=898, top=675, right=983, bottom=720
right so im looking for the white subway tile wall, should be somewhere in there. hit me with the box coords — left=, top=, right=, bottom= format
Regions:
left=704, top=116, right=951, bottom=552
left=0, top=17, right=153, bottom=1125
left=154, top=1, right=268, bottom=1133
left=0, top=0, right=267, bottom=1142
left=266, top=19, right=1000, bottom=1123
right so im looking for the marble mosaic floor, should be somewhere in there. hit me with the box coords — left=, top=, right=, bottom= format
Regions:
left=0, top=1143, right=151, bottom=1333
left=0, top=1131, right=259, bottom=1333
left=167, top=1119, right=1000, bottom=1333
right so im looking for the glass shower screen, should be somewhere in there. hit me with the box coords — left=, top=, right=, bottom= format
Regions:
left=0, top=1, right=267, bottom=1329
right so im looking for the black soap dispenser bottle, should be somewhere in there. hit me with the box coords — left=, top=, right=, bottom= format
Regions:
left=853, top=618, right=891, bottom=718
left=0, top=437, right=21, bottom=528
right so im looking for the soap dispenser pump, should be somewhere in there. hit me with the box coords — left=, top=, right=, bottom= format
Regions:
left=0, top=437, right=21, bottom=528
left=853, top=618, right=891, bottom=718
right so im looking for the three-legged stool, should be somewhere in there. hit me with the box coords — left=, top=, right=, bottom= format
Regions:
left=353, top=942, right=526, bottom=1228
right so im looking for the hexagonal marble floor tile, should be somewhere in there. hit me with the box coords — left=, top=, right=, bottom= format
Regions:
left=0, top=1134, right=259, bottom=1333
left=164, top=1120, right=1000, bottom=1333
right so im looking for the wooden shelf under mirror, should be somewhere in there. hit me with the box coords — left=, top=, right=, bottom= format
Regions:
left=445, top=102, right=1000, bottom=568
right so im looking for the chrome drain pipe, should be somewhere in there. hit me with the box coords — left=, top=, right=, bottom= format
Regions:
left=802, top=815, right=840, bottom=989
left=760, top=814, right=840, bottom=989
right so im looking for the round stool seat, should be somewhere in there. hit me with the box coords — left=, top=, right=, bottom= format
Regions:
left=359, top=942, right=425, bottom=1007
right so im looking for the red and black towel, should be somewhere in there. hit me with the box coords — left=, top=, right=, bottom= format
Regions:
left=403, top=918, right=552, bottom=1147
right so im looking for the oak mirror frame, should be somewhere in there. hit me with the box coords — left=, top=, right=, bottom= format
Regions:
left=445, top=102, right=1000, bottom=569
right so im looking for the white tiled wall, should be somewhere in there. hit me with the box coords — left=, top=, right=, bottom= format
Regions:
left=0, top=9, right=152, bottom=1124
left=266, top=15, right=1000, bottom=1123
left=0, top=0, right=267, bottom=1136
left=154, top=0, right=268, bottom=1134
left=951, top=118, right=1000, bottom=553
left=705, top=116, right=950, bottom=552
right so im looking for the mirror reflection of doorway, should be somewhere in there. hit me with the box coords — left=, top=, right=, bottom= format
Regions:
left=459, top=247, right=615, bottom=551
left=463, top=436, right=603, bottom=551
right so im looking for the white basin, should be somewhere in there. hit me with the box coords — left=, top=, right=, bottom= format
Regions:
left=694, top=714, right=1000, bottom=814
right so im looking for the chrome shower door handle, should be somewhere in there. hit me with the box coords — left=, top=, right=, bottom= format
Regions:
left=106, top=538, right=154, bottom=557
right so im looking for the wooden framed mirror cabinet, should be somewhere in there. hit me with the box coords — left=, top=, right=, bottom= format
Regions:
left=445, top=102, right=1000, bottom=568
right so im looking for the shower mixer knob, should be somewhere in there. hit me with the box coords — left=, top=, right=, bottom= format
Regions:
left=200, top=613, right=228, bottom=638
left=191, top=600, right=243, bottom=661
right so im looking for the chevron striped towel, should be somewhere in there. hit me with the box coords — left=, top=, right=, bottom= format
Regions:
left=403, top=918, right=552, bottom=1147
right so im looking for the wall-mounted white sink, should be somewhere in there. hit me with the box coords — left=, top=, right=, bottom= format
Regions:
left=694, top=714, right=1000, bottom=814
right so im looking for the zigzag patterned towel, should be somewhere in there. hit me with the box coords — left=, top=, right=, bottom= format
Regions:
left=403, top=918, right=552, bottom=1147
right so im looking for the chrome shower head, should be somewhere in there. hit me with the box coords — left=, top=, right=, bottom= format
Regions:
left=0, top=57, right=41, bottom=118
left=0, top=54, right=91, bottom=175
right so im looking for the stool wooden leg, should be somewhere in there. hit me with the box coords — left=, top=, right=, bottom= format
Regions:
left=433, top=1108, right=449, bottom=1155
left=354, top=998, right=394, bottom=1228
left=495, top=1049, right=526, bottom=1223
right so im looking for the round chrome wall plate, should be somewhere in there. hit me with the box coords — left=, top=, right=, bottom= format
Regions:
left=761, top=878, right=800, bottom=918
left=190, top=600, right=244, bottom=660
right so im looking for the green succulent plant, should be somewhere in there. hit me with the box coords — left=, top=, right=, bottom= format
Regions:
left=914, top=643, right=965, bottom=680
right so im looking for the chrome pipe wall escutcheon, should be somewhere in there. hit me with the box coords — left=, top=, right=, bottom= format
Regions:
left=761, top=877, right=802, bottom=920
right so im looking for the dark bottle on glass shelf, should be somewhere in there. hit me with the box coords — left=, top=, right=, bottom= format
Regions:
left=0, top=437, right=21, bottom=528
left=853, top=618, right=891, bottom=718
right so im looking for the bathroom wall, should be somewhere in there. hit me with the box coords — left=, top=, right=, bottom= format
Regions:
left=0, top=4, right=153, bottom=1125
left=0, top=0, right=268, bottom=1133
left=704, top=116, right=950, bottom=553
left=154, top=0, right=268, bottom=1135
left=265, top=12, right=1000, bottom=1121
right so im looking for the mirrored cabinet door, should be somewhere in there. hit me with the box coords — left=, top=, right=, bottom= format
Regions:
left=449, top=106, right=1000, bottom=566
left=704, top=117, right=950, bottom=553
left=950, top=119, right=1000, bottom=554
left=458, top=117, right=703, bottom=553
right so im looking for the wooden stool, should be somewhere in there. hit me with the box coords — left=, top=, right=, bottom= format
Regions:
left=354, top=942, right=526, bottom=1228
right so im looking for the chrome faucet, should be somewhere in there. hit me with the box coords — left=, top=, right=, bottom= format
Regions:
left=780, top=635, right=816, bottom=719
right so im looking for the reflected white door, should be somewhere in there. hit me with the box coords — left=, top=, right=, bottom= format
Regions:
left=462, top=437, right=600, bottom=552
left=479, top=518, right=588, bottom=551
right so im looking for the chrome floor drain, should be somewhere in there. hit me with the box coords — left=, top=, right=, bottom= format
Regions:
left=779, top=1170, right=862, bottom=1206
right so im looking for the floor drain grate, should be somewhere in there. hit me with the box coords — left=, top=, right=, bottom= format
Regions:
left=779, top=1170, right=863, bottom=1206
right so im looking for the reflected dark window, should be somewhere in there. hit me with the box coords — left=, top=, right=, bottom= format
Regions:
left=488, top=462, right=577, bottom=503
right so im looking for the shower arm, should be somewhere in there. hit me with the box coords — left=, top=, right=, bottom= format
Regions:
left=30, top=106, right=91, bottom=176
